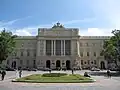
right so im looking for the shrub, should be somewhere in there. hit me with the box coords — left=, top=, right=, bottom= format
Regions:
left=42, top=73, right=67, bottom=77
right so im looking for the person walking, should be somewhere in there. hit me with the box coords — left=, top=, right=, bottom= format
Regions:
left=19, top=69, right=22, bottom=78
left=1, top=70, right=6, bottom=81
left=107, top=70, right=111, bottom=78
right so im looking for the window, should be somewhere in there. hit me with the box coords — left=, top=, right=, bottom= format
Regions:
left=94, top=52, right=96, bottom=56
left=26, top=60, right=29, bottom=67
left=87, top=52, right=89, bottom=56
left=92, top=43, right=95, bottom=46
left=94, top=60, right=96, bottom=64
left=84, top=61, right=86, bottom=64
left=80, top=52, right=83, bottom=57
left=86, top=43, right=88, bottom=46
left=7, top=60, right=9, bottom=65
left=88, top=60, right=90, bottom=64
left=33, top=60, right=36, bottom=68
left=81, top=60, right=83, bottom=65
left=100, top=52, right=103, bottom=56
left=34, top=52, right=36, bottom=57
left=27, top=50, right=30, bottom=56
left=20, top=60, right=23, bottom=65
left=21, top=51, right=23, bottom=56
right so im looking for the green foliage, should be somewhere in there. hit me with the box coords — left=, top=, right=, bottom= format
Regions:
left=0, top=29, right=17, bottom=64
left=15, top=74, right=94, bottom=83
left=101, top=29, right=120, bottom=66
left=42, top=73, right=67, bottom=77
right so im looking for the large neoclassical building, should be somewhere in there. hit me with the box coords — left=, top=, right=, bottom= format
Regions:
left=5, top=23, right=112, bottom=70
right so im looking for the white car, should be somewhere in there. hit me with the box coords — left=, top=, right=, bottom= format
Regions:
left=91, top=67, right=100, bottom=71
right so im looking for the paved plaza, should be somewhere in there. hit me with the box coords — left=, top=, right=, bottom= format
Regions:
left=0, top=70, right=120, bottom=90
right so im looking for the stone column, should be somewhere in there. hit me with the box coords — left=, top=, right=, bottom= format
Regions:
left=54, top=40, right=56, bottom=55
left=51, top=40, right=53, bottom=55
left=64, top=40, right=65, bottom=56
left=36, top=40, right=40, bottom=56
left=61, top=40, right=63, bottom=56
left=43, top=40, right=46, bottom=55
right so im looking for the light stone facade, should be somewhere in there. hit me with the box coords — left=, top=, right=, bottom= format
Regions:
left=5, top=23, right=111, bottom=70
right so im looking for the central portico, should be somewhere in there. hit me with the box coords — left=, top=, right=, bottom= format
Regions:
left=36, top=22, right=81, bottom=69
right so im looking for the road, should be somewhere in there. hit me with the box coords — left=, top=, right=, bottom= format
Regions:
left=0, top=70, right=120, bottom=90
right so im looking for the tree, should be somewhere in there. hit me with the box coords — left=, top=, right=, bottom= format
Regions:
left=0, top=29, right=17, bottom=64
left=101, top=29, right=120, bottom=68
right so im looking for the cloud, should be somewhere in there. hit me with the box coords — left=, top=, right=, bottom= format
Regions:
left=52, top=18, right=96, bottom=25
left=80, top=28, right=113, bottom=36
left=0, top=16, right=32, bottom=27
left=90, top=0, right=120, bottom=28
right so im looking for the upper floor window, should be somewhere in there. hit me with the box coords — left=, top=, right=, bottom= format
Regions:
left=27, top=50, right=30, bottom=56
left=92, top=43, right=95, bottom=46
left=20, top=60, right=23, bottom=65
left=94, top=52, right=96, bottom=56
left=87, top=52, right=89, bottom=56
left=34, top=52, right=36, bottom=57
left=100, top=52, right=103, bottom=56
left=21, top=51, right=23, bottom=56
left=86, top=43, right=88, bottom=46
left=80, top=52, right=83, bottom=57
left=7, top=60, right=9, bottom=65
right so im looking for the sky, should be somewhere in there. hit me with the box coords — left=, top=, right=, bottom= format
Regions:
left=0, top=0, right=120, bottom=36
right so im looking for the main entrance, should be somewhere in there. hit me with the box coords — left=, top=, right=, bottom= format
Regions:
left=100, top=61, right=105, bottom=69
left=11, top=61, right=16, bottom=69
left=56, top=60, right=61, bottom=68
left=66, top=60, right=71, bottom=70
left=46, top=60, right=51, bottom=68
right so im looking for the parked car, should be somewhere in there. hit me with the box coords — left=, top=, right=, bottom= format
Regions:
left=91, top=67, right=100, bottom=71
left=5, top=67, right=15, bottom=71
left=39, top=68, right=51, bottom=71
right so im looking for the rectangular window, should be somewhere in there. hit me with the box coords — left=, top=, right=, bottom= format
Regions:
left=56, top=40, right=61, bottom=55
left=94, top=52, right=96, bottom=56
left=87, top=52, right=89, bottom=56
left=27, top=51, right=30, bottom=56
left=65, top=40, right=71, bottom=55
left=7, top=60, right=9, bottom=65
left=20, top=60, right=23, bottom=65
left=46, top=40, right=52, bottom=56
left=80, top=52, right=83, bottom=57
left=21, top=51, right=23, bottom=56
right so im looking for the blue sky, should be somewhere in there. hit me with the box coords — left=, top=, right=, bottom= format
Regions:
left=0, top=0, right=120, bottom=36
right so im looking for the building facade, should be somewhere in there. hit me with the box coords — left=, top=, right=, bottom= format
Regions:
left=5, top=23, right=111, bottom=70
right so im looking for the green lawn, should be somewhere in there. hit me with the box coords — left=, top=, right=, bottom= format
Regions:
left=13, top=73, right=95, bottom=83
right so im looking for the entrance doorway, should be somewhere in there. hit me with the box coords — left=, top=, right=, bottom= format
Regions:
left=11, top=61, right=16, bottom=69
left=66, top=60, right=71, bottom=70
left=56, top=60, right=60, bottom=68
left=100, top=61, right=105, bottom=69
left=46, top=60, right=51, bottom=68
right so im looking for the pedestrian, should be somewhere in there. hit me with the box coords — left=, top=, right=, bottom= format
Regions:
left=1, top=70, right=6, bottom=81
left=72, top=69, right=74, bottom=74
left=19, top=69, right=22, bottom=78
left=107, top=70, right=111, bottom=78
left=84, top=72, right=90, bottom=77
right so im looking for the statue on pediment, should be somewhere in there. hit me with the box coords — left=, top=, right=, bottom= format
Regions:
left=52, top=22, right=64, bottom=28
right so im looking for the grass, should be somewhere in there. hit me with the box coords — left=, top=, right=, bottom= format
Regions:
left=13, top=73, right=95, bottom=83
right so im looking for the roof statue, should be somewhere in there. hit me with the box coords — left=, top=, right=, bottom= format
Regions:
left=52, top=22, right=64, bottom=28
